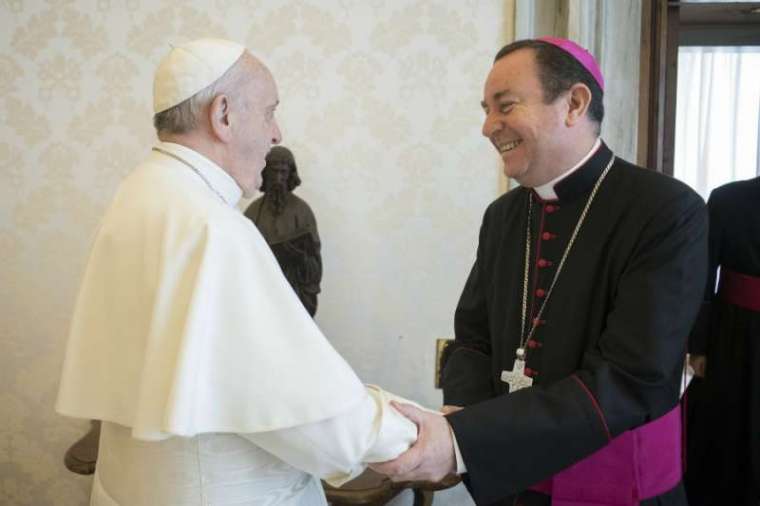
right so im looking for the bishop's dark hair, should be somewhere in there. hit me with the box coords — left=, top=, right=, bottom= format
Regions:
left=494, top=40, right=604, bottom=129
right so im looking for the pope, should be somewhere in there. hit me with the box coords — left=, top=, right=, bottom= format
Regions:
left=56, top=39, right=430, bottom=506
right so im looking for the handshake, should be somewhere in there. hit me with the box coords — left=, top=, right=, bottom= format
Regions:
left=369, top=403, right=463, bottom=483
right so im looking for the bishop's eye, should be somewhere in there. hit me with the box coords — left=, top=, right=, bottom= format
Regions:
left=499, top=102, right=515, bottom=113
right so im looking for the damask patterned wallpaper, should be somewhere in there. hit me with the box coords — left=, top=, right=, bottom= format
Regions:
left=1, top=1, right=506, bottom=504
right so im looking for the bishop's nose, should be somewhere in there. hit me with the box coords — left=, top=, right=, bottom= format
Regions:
left=482, top=114, right=503, bottom=139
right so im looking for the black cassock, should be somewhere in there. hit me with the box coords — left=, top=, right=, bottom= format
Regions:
left=685, top=176, right=760, bottom=506
left=442, top=143, right=708, bottom=506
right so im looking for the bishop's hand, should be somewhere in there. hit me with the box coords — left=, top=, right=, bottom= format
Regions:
left=689, top=354, right=706, bottom=378
left=369, top=401, right=456, bottom=483
left=440, top=405, right=463, bottom=415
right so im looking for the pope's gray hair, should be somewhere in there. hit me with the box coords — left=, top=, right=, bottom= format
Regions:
left=153, top=55, right=248, bottom=136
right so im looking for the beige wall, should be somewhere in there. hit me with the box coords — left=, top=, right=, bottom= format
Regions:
left=1, top=1, right=508, bottom=504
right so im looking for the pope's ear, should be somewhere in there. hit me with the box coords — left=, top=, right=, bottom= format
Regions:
left=208, top=94, right=233, bottom=142
left=565, top=83, right=592, bottom=127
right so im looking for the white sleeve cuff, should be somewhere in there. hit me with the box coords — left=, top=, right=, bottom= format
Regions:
left=449, top=425, right=467, bottom=474
left=239, top=385, right=419, bottom=487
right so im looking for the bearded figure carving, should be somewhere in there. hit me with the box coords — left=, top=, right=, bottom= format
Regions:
left=245, top=146, right=322, bottom=316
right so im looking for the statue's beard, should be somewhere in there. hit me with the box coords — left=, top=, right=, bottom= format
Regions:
left=265, top=184, right=287, bottom=216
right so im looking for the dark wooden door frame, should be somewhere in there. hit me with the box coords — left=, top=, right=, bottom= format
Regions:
left=638, top=0, right=680, bottom=174
left=637, top=1, right=760, bottom=175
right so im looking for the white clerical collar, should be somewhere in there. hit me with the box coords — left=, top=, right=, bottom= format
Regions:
left=154, top=141, right=243, bottom=207
left=534, top=138, right=602, bottom=200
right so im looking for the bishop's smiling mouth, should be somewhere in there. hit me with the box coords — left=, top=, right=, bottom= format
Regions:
left=497, top=139, right=522, bottom=153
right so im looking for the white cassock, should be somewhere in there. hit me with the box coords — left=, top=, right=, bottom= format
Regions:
left=56, top=142, right=420, bottom=506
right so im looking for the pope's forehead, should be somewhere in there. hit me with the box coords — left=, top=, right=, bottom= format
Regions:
left=240, top=52, right=270, bottom=79
left=240, top=56, right=279, bottom=99
left=258, top=65, right=279, bottom=96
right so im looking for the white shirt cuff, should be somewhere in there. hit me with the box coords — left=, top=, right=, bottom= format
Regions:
left=449, top=425, right=467, bottom=474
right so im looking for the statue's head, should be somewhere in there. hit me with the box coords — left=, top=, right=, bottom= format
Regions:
left=261, top=146, right=301, bottom=194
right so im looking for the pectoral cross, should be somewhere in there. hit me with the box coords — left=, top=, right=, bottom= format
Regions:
left=500, top=347, right=533, bottom=393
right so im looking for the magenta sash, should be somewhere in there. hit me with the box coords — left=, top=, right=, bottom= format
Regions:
left=719, top=268, right=760, bottom=312
left=528, top=406, right=682, bottom=505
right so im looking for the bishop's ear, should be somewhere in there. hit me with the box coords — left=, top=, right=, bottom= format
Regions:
left=565, top=83, right=592, bottom=127
left=208, top=94, right=233, bottom=142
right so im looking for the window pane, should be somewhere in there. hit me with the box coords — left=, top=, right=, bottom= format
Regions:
left=674, top=46, right=760, bottom=200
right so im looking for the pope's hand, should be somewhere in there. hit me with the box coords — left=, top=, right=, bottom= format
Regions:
left=369, top=401, right=456, bottom=482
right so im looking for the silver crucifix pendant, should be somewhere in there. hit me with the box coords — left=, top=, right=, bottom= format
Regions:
left=500, top=348, right=533, bottom=393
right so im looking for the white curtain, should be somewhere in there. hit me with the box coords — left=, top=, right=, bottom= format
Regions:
left=674, top=46, right=760, bottom=201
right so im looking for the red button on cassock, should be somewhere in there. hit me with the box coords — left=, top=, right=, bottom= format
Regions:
left=527, top=339, right=537, bottom=349
left=545, top=204, right=558, bottom=213
left=524, top=367, right=533, bottom=376
left=538, top=259, right=550, bottom=268
left=542, top=232, right=556, bottom=240
left=535, top=288, right=546, bottom=297
left=532, top=318, right=545, bottom=326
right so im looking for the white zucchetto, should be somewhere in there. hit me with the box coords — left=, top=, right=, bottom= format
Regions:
left=153, top=38, right=245, bottom=114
